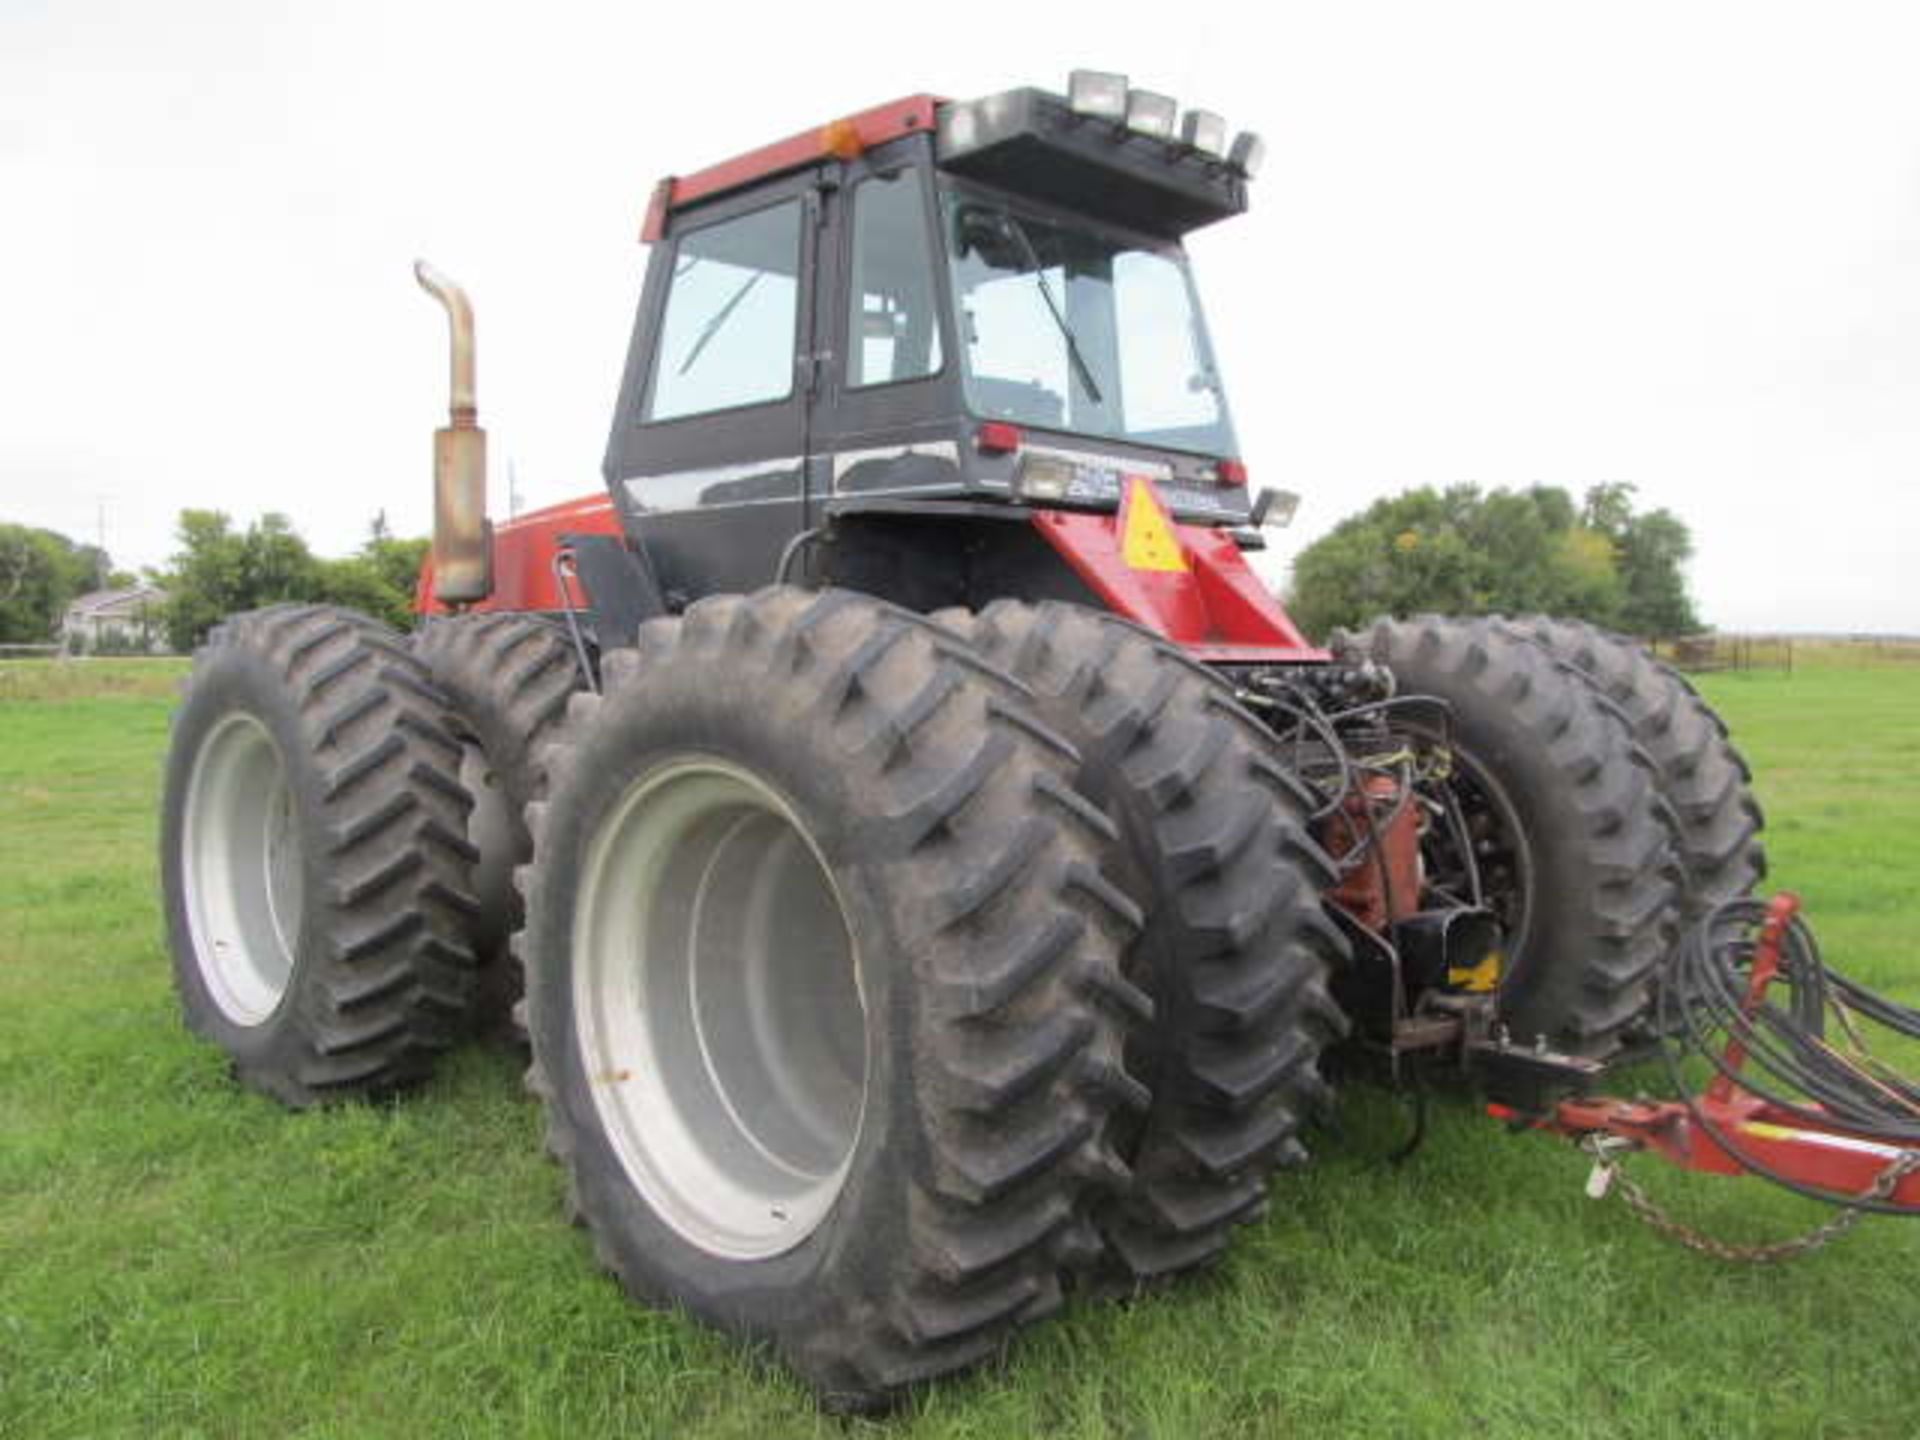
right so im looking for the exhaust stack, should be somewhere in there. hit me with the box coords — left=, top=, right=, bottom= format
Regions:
left=414, top=260, right=492, bottom=605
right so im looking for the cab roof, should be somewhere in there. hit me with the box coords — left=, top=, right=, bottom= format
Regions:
left=641, top=94, right=942, bottom=241
left=639, top=81, right=1251, bottom=243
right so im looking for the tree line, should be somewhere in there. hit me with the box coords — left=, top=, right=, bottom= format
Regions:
left=4, top=480, right=1703, bottom=652
left=0, top=513, right=426, bottom=652
left=0, top=527, right=122, bottom=646
left=159, top=511, right=427, bottom=653
left=1284, top=481, right=1699, bottom=638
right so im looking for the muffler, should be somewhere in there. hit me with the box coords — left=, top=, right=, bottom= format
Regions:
left=414, top=260, right=492, bottom=605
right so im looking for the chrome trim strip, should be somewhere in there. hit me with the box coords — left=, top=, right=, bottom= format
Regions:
left=621, top=455, right=805, bottom=514
left=830, top=440, right=961, bottom=487
left=1024, top=442, right=1173, bottom=483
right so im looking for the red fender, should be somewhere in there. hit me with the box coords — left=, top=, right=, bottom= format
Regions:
left=1029, top=499, right=1327, bottom=662
left=414, top=493, right=620, bottom=616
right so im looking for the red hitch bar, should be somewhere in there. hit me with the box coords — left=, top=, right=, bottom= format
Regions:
left=1490, top=893, right=1920, bottom=1212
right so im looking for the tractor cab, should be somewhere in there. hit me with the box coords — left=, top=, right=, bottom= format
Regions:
left=602, top=74, right=1280, bottom=615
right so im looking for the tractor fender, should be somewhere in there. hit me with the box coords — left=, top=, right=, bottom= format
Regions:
left=413, top=492, right=666, bottom=647
left=815, top=496, right=1327, bottom=661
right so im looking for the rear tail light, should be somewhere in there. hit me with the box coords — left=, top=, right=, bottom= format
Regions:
left=1217, top=458, right=1249, bottom=487
left=975, top=421, right=1024, bottom=456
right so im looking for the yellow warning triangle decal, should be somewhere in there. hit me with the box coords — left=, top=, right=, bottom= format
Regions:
left=1121, top=477, right=1188, bottom=573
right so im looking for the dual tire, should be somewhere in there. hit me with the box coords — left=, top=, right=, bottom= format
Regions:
left=408, top=612, right=584, bottom=1031
left=531, top=598, right=1729, bottom=1392
left=1336, top=613, right=1762, bottom=1058
left=944, top=601, right=1350, bottom=1286
left=162, top=593, right=1151, bottom=1405
left=160, top=605, right=480, bottom=1105
left=160, top=605, right=588, bottom=1099
left=1509, top=616, right=1765, bottom=926
left=518, top=589, right=1151, bottom=1408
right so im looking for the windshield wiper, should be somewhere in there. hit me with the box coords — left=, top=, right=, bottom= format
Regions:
left=677, top=271, right=763, bottom=376
left=1000, top=214, right=1105, bottom=406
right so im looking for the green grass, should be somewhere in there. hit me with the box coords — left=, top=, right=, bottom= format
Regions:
left=2, top=657, right=1915, bottom=1439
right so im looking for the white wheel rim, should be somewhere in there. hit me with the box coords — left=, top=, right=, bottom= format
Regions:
left=181, top=713, right=304, bottom=1025
left=573, top=758, right=868, bottom=1261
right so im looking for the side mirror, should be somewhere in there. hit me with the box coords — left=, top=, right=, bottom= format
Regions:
left=952, top=205, right=1023, bottom=269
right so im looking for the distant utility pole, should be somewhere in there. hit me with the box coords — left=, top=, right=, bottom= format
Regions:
left=95, top=494, right=110, bottom=584
left=509, top=458, right=524, bottom=518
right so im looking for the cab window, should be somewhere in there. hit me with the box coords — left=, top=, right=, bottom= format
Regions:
left=845, top=173, right=942, bottom=388
left=646, top=201, right=802, bottom=422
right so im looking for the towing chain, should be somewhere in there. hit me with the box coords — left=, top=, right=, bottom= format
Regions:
left=1579, top=1136, right=1920, bottom=1265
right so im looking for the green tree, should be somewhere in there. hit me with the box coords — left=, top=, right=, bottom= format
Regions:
left=161, top=510, right=429, bottom=650
left=1286, top=483, right=1636, bottom=637
left=163, top=510, right=263, bottom=652
left=0, top=524, right=114, bottom=644
left=162, top=510, right=324, bottom=652
left=357, top=536, right=430, bottom=623
left=315, top=516, right=428, bottom=630
left=312, top=555, right=409, bottom=630
left=1581, top=483, right=1700, bottom=635
left=0, top=526, right=71, bottom=643
left=1288, top=481, right=1702, bottom=638
left=243, top=513, right=319, bottom=600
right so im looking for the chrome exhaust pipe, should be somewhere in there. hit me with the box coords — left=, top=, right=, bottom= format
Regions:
left=414, top=260, right=491, bottom=605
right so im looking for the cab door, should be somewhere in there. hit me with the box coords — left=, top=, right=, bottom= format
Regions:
left=806, top=155, right=960, bottom=505
left=606, top=169, right=825, bottom=604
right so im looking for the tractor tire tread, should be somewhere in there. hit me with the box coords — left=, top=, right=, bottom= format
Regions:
left=950, top=599, right=1349, bottom=1290
left=162, top=603, right=479, bottom=1106
left=1334, top=614, right=1681, bottom=1057
left=1508, top=615, right=1765, bottom=919
left=410, top=611, right=587, bottom=1033
left=517, top=586, right=1140, bottom=1410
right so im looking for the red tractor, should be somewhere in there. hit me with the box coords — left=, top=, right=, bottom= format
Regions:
left=159, top=73, right=1789, bottom=1408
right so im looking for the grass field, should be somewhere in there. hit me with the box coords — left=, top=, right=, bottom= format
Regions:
left=2, top=656, right=1915, bottom=1439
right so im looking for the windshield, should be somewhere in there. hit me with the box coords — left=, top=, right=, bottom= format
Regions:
left=942, top=187, right=1237, bottom=457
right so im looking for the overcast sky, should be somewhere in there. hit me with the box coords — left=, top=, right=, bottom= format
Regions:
left=4, top=1, right=1917, bottom=632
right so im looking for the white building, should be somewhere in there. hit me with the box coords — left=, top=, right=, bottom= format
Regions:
left=62, top=585, right=169, bottom=653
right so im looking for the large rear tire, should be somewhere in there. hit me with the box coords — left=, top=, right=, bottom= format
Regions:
left=517, top=588, right=1147, bottom=1409
left=160, top=604, right=480, bottom=1105
left=411, top=612, right=583, bottom=1030
left=1335, top=615, right=1681, bottom=1057
left=1510, top=616, right=1765, bottom=922
left=948, top=601, right=1349, bottom=1286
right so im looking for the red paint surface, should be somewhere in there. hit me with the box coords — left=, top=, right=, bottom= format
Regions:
left=415, top=485, right=1331, bottom=669
left=1503, top=892, right=1920, bottom=1211
left=1523, top=1092, right=1920, bottom=1210
left=1326, top=775, right=1424, bottom=931
left=414, top=491, right=620, bottom=615
left=1030, top=507, right=1327, bottom=661
left=1706, top=891, right=1798, bottom=1105
left=646, top=95, right=942, bottom=235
